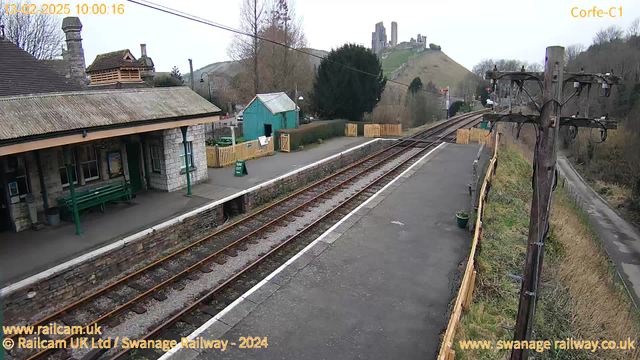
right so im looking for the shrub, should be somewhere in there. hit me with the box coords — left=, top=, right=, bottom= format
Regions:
left=277, top=120, right=346, bottom=150
left=429, top=43, right=442, bottom=50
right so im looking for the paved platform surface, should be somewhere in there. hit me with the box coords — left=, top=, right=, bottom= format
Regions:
left=0, top=137, right=371, bottom=287
left=558, top=156, right=640, bottom=307
left=173, top=143, right=480, bottom=360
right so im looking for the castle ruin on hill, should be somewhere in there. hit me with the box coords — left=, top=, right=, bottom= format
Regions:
left=371, top=21, right=427, bottom=55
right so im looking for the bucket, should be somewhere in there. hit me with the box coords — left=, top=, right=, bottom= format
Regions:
left=46, top=207, right=60, bottom=226
left=456, top=213, right=469, bottom=229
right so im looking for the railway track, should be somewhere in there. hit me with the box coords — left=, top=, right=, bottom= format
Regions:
left=5, top=111, right=485, bottom=360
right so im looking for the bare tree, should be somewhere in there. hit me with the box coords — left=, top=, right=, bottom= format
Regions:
left=227, top=0, right=266, bottom=97
left=260, top=0, right=309, bottom=95
left=0, top=0, right=64, bottom=59
left=593, top=25, right=624, bottom=45
left=565, top=43, right=585, bottom=65
left=472, top=59, right=493, bottom=78
left=456, top=73, right=479, bottom=102
left=627, top=17, right=640, bottom=39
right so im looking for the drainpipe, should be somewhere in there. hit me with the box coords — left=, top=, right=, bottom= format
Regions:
left=64, top=146, right=82, bottom=235
left=35, top=150, right=49, bottom=210
left=181, top=126, right=192, bottom=196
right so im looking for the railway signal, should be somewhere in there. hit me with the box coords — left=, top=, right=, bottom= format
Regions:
left=484, top=46, right=619, bottom=360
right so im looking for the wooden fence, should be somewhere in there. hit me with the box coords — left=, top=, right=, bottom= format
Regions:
left=206, top=137, right=274, bottom=167
left=364, top=124, right=380, bottom=138
left=345, top=123, right=358, bottom=137
left=437, top=132, right=500, bottom=360
left=364, top=123, right=402, bottom=138
left=456, top=129, right=470, bottom=144
left=470, top=128, right=493, bottom=146
left=380, top=124, right=403, bottom=136
left=456, top=128, right=492, bottom=147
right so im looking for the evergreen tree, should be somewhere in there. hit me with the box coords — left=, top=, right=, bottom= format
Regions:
left=313, top=44, right=386, bottom=121
left=408, top=77, right=423, bottom=94
left=170, top=66, right=183, bottom=83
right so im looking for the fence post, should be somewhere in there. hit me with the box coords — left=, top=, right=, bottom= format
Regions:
left=215, top=145, right=220, bottom=168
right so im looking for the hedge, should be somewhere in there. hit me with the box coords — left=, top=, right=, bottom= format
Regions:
left=277, top=120, right=346, bottom=150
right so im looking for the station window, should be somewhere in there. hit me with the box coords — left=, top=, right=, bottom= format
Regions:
left=6, top=155, right=30, bottom=199
left=150, top=145, right=162, bottom=173
left=58, top=149, right=78, bottom=187
left=80, top=145, right=100, bottom=182
left=179, top=142, right=193, bottom=170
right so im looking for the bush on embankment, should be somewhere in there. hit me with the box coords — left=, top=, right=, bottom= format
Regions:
left=277, top=120, right=346, bottom=150
left=453, top=141, right=640, bottom=360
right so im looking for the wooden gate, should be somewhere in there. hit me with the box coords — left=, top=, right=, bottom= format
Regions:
left=456, top=129, right=470, bottom=144
left=380, top=124, right=402, bottom=136
left=345, top=123, right=358, bottom=137
left=364, top=124, right=381, bottom=138
left=280, top=133, right=291, bottom=152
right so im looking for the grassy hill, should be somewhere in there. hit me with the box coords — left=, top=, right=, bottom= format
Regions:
left=381, top=49, right=417, bottom=76
left=381, top=48, right=476, bottom=90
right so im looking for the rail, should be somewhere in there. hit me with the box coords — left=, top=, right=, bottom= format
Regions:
left=437, top=130, right=500, bottom=360
left=8, top=111, right=486, bottom=360
left=108, top=113, right=486, bottom=360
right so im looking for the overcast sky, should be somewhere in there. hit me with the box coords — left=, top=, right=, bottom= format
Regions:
left=37, top=0, right=639, bottom=73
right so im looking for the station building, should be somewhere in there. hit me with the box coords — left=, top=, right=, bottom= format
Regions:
left=0, top=21, right=221, bottom=234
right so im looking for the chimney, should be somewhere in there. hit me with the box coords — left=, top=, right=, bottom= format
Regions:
left=139, top=44, right=155, bottom=86
left=61, top=17, right=87, bottom=86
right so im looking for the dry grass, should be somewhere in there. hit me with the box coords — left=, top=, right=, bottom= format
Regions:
left=550, top=190, right=640, bottom=359
left=453, top=136, right=639, bottom=359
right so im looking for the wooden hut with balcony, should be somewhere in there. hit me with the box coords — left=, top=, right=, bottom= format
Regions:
left=85, top=48, right=154, bottom=88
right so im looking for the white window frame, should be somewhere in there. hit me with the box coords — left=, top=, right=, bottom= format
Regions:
left=58, top=149, right=78, bottom=188
left=80, top=145, right=100, bottom=182
left=150, top=145, right=162, bottom=173
left=179, top=142, right=193, bottom=170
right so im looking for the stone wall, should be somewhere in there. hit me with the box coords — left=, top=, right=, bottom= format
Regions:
left=1, top=203, right=224, bottom=320
left=163, top=124, right=208, bottom=192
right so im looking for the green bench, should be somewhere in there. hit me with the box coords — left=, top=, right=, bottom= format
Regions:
left=56, top=181, right=132, bottom=218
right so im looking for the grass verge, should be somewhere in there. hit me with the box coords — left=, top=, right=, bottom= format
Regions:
left=453, top=145, right=639, bottom=360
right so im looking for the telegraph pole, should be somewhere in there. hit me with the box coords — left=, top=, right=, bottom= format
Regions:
left=510, top=46, right=563, bottom=360
left=484, top=46, right=619, bottom=360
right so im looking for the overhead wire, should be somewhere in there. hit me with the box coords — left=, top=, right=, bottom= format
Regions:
left=126, top=0, right=447, bottom=96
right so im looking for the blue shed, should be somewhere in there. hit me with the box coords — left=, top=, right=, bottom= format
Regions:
left=243, top=92, right=298, bottom=141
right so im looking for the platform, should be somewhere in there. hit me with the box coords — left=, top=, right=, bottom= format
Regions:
left=0, top=137, right=371, bottom=287
left=167, top=143, right=481, bottom=360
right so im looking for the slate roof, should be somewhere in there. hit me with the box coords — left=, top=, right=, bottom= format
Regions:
left=86, top=50, right=145, bottom=72
left=0, top=37, right=82, bottom=97
left=248, top=92, right=297, bottom=115
left=0, top=87, right=221, bottom=142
